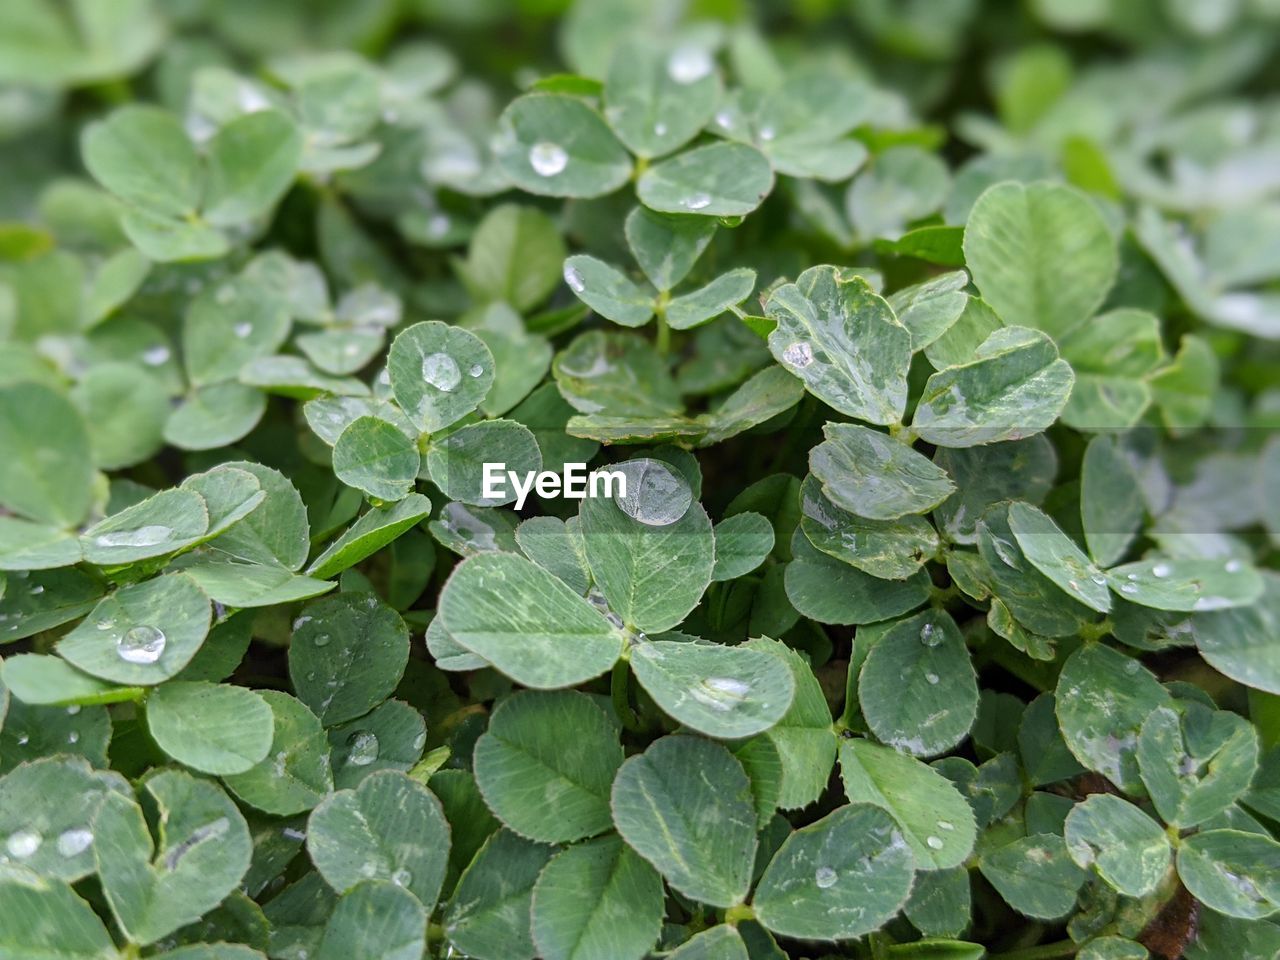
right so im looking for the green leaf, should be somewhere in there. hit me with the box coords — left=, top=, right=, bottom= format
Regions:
left=426, top=419, right=541, bottom=506
left=887, top=271, right=970, bottom=351
left=223, top=690, right=334, bottom=816
left=1, top=653, right=139, bottom=707
left=811, top=423, right=955, bottom=521
left=934, top=436, right=1057, bottom=545
left=553, top=330, right=683, bottom=418
left=1008, top=501, right=1111, bottom=613
left=80, top=488, right=210, bottom=566
left=668, top=926, right=749, bottom=960
left=695, top=366, right=804, bottom=447
left=182, top=561, right=334, bottom=608
left=839, top=740, right=977, bottom=870
left=963, top=181, right=1117, bottom=338
left=146, top=680, right=274, bottom=775
left=495, top=94, right=632, bottom=198
left=711, top=512, right=774, bottom=581
left=623, top=206, right=716, bottom=291
left=306, top=495, right=432, bottom=579
left=746, top=636, right=837, bottom=810
left=912, top=326, right=1074, bottom=448
left=1193, top=574, right=1280, bottom=694
left=94, top=770, right=252, bottom=945
left=847, top=146, right=950, bottom=241
left=630, top=639, right=796, bottom=739
left=799, top=475, right=938, bottom=581
left=81, top=105, right=201, bottom=218
left=463, top=205, right=566, bottom=312
left=444, top=829, right=553, bottom=960
left=58, top=573, right=211, bottom=685
left=328, top=699, right=426, bottom=790
left=753, top=804, right=916, bottom=941
left=182, top=279, right=291, bottom=387
left=785, top=528, right=931, bottom=625
left=307, top=771, right=450, bottom=913
left=603, top=40, right=719, bottom=158
left=766, top=266, right=912, bottom=426
left=530, top=835, right=663, bottom=960
left=1177, top=830, right=1280, bottom=920
left=609, top=735, right=757, bottom=907
left=637, top=142, right=774, bottom=217
left=164, top=382, right=267, bottom=451
left=314, top=881, right=427, bottom=960
left=1055, top=643, right=1171, bottom=793
left=1078, top=937, right=1148, bottom=960
left=859, top=610, right=978, bottom=758
left=580, top=464, right=714, bottom=633
left=517, top=516, right=591, bottom=594
left=0, top=383, right=94, bottom=527
left=387, top=321, right=494, bottom=433
left=1080, top=434, right=1144, bottom=567
left=0, top=756, right=129, bottom=882
left=204, top=110, right=301, bottom=227
left=665, top=268, right=756, bottom=331
left=288, top=592, right=410, bottom=726
left=561, top=255, right=655, bottom=328
left=0, top=517, right=83, bottom=571
left=1064, top=794, right=1170, bottom=897
left=0, top=873, right=115, bottom=960
left=332, top=416, right=420, bottom=502
left=70, top=362, right=168, bottom=470
left=978, top=835, right=1086, bottom=920
left=1137, top=703, right=1259, bottom=828
left=1107, top=558, right=1263, bottom=612
left=473, top=689, right=621, bottom=843
left=439, top=552, right=623, bottom=688
left=1018, top=693, right=1085, bottom=787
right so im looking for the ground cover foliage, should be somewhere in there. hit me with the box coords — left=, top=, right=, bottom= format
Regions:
left=2, top=0, right=1280, bottom=958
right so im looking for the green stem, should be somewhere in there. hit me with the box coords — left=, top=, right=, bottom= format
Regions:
left=611, top=657, right=642, bottom=733
left=992, top=941, right=1079, bottom=960
left=655, top=302, right=671, bottom=355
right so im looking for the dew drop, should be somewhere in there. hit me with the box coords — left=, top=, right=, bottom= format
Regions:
left=925, top=672, right=940, bottom=686
left=937, top=820, right=955, bottom=832
left=920, top=622, right=942, bottom=646
left=613, top=459, right=693, bottom=527
left=667, top=46, right=713, bottom=84
left=116, top=625, right=167, bottom=665
left=1120, top=583, right=1138, bottom=595
left=759, top=125, right=776, bottom=142
left=233, top=321, right=253, bottom=338
left=6, top=829, right=41, bottom=859
left=142, top=345, right=171, bottom=366
left=30, top=585, right=44, bottom=595
left=56, top=828, right=93, bottom=858
left=312, top=633, right=331, bottom=648
left=347, top=731, right=380, bottom=766
left=94, top=525, right=173, bottom=549
left=528, top=141, right=568, bottom=177
left=691, top=676, right=751, bottom=712
left=16, top=734, right=29, bottom=746
left=391, top=867, right=413, bottom=887
left=782, top=341, right=814, bottom=368
left=653, top=121, right=668, bottom=137
left=65, top=705, right=80, bottom=716
left=715, top=111, right=733, bottom=129
left=421, top=352, right=462, bottom=392
left=926, top=836, right=944, bottom=850
left=1225, top=559, right=1243, bottom=573
left=814, top=866, right=837, bottom=889
left=563, top=263, right=586, bottom=294
left=67, top=731, right=80, bottom=744
left=1152, top=562, right=1172, bottom=578
left=682, top=191, right=712, bottom=211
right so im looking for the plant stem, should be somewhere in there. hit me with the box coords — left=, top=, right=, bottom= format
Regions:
left=992, top=941, right=1079, bottom=960
left=611, top=657, right=642, bottom=733
left=655, top=307, right=671, bottom=355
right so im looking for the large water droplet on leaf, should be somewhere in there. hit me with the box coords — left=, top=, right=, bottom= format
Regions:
left=667, top=46, right=713, bottom=84
left=782, top=341, right=814, bottom=368
left=528, top=141, right=568, bottom=177
left=347, top=731, right=380, bottom=766
left=681, top=192, right=711, bottom=211
left=57, top=828, right=93, bottom=857
left=613, top=459, right=692, bottom=527
left=94, top=525, right=173, bottom=549
left=421, top=352, right=462, bottom=392
left=690, top=676, right=751, bottom=712
left=6, top=828, right=41, bottom=859
left=116, top=625, right=166, bottom=664
left=563, top=263, right=586, bottom=293
left=814, top=866, right=837, bottom=889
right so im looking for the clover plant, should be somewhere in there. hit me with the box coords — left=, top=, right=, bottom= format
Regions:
left=2, top=2, right=1280, bottom=959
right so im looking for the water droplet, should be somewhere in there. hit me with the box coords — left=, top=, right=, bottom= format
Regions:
left=715, top=111, right=733, bottom=129
left=6, top=829, right=41, bottom=859
left=142, top=345, right=171, bottom=366
left=1152, top=562, right=1172, bottom=578
left=65, top=705, right=80, bottom=716
left=347, top=731, right=380, bottom=766
left=782, top=341, right=814, bottom=368
left=93, top=525, right=173, bottom=549
left=920, top=622, right=942, bottom=646
left=67, top=731, right=80, bottom=744
left=233, top=321, right=252, bottom=338
left=116, top=625, right=167, bottom=665
left=926, top=836, right=944, bottom=850
left=16, top=734, right=29, bottom=746
left=759, top=125, right=776, bottom=142
left=30, top=585, right=44, bottom=595
left=391, top=867, right=413, bottom=886
left=528, top=141, right=568, bottom=177
left=421, top=352, right=462, bottom=392
left=1120, top=583, right=1138, bottom=595
left=937, top=820, right=955, bottom=832
left=563, top=263, right=586, bottom=293
left=1225, top=559, right=1243, bottom=573
left=613, top=459, right=693, bottom=527
left=1090, top=574, right=1107, bottom=586
left=428, top=213, right=451, bottom=237
left=468, top=364, right=484, bottom=378
left=667, top=46, right=713, bottom=84
left=312, top=633, right=331, bottom=648
left=56, top=828, right=93, bottom=857
left=682, top=191, right=712, bottom=211
left=925, top=672, right=939, bottom=686
left=814, top=866, right=837, bottom=889
left=690, top=676, right=752, bottom=712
